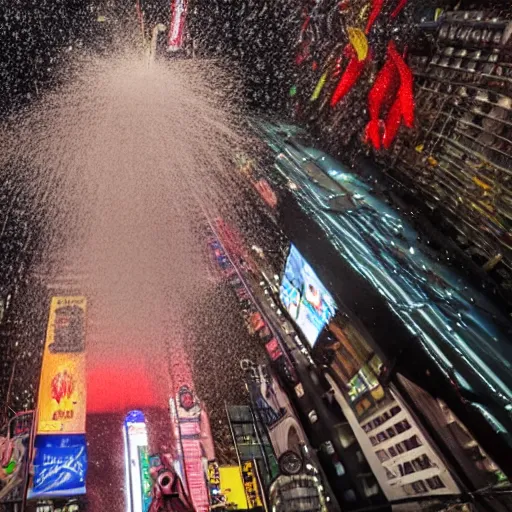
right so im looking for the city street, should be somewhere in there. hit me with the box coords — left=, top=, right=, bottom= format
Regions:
left=1, top=3, right=512, bottom=512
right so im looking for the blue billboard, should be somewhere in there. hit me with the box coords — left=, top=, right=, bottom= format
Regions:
left=27, top=434, right=87, bottom=499
left=280, top=244, right=336, bottom=346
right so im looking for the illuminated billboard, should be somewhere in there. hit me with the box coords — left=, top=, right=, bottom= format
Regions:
left=28, top=297, right=88, bottom=502
left=123, top=411, right=152, bottom=512
left=280, top=245, right=336, bottom=346
left=241, top=461, right=263, bottom=509
left=27, top=434, right=87, bottom=499
left=37, top=297, right=87, bottom=435
left=218, top=466, right=248, bottom=510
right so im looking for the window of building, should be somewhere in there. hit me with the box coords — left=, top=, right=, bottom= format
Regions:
left=376, top=450, right=389, bottom=463
left=426, top=476, right=446, bottom=490
left=395, top=419, right=411, bottom=434
left=399, top=461, right=415, bottom=476
left=412, top=480, right=428, bottom=494
left=376, top=431, right=388, bottom=444
left=386, top=427, right=396, bottom=438
left=403, top=435, right=422, bottom=451
left=388, top=446, right=397, bottom=458
left=403, top=480, right=428, bottom=495
left=363, top=405, right=402, bottom=434
left=412, top=454, right=434, bottom=472
left=390, top=406, right=401, bottom=417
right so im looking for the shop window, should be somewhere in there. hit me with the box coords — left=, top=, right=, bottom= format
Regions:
left=360, top=366, right=383, bottom=400
left=395, top=419, right=411, bottom=434
left=426, top=476, right=446, bottom=490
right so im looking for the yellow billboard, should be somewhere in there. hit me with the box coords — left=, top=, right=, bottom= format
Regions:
left=219, top=466, right=248, bottom=510
left=241, top=461, right=263, bottom=509
left=37, top=296, right=87, bottom=434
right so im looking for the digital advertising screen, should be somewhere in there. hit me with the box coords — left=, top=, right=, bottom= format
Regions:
left=280, top=244, right=336, bottom=347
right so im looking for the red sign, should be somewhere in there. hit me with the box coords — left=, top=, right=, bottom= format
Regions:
left=265, top=338, right=283, bottom=361
left=249, top=312, right=266, bottom=333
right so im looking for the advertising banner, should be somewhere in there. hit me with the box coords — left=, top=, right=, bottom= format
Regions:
left=207, top=461, right=223, bottom=507
left=218, top=466, right=248, bottom=510
left=37, top=297, right=87, bottom=435
left=28, top=434, right=87, bottom=499
left=241, top=461, right=263, bottom=509
left=280, top=245, right=336, bottom=347
left=265, top=338, right=283, bottom=361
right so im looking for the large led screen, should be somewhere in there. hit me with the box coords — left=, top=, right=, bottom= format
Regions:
left=280, top=244, right=336, bottom=346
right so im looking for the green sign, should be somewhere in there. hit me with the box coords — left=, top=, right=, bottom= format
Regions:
left=138, top=446, right=152, bottom=512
